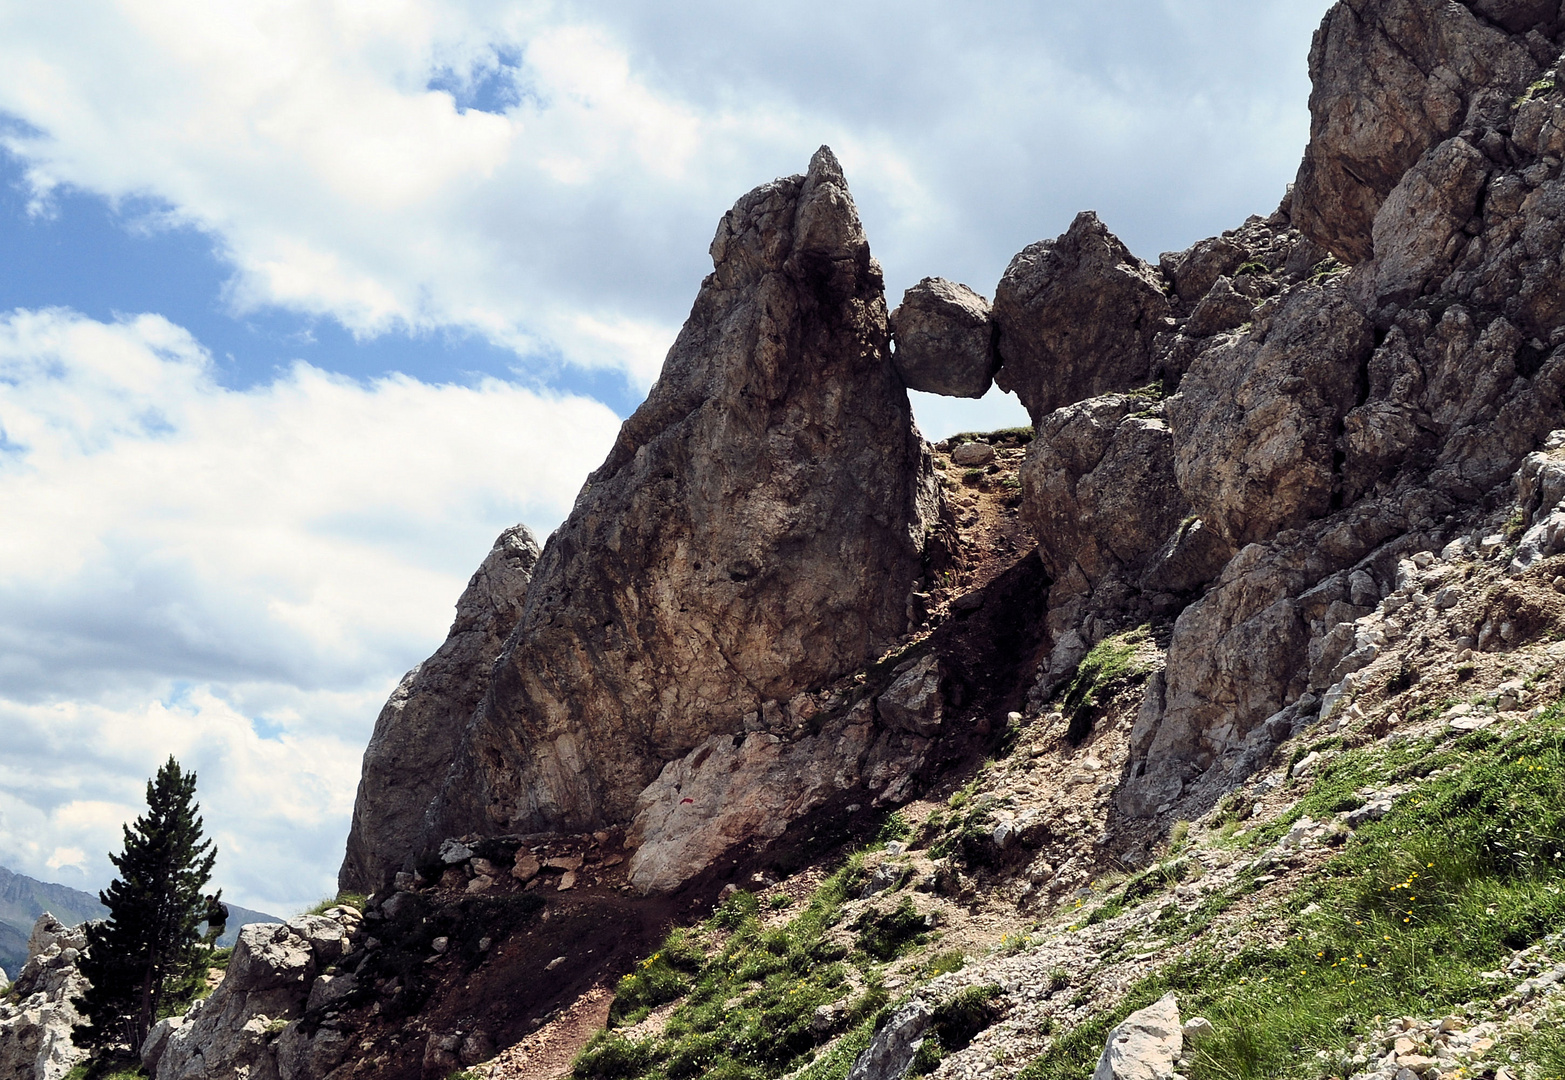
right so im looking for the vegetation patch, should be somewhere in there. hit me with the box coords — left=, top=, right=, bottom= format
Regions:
left=576, top=856, right=902, bottom=1080
left=909, top=985, right=1005, bottom=1076
left=1058, top=626, right=1156, bottom=744
left=1021, top=700, right=1565, bottom=1079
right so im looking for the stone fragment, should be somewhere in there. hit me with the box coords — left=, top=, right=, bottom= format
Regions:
left=1183, top=277, right=1254, bottom=338
left=1092, top=992, right=1183, bottom=1080
left=511, top=853, right=541, bottom=882
left=418, top=147, right=939, bottom=866
left=876, top=654, right=943, bottom=738
left=888, top=277, right=998, bottom=398
left=993, top=211, right=1172, bottom=424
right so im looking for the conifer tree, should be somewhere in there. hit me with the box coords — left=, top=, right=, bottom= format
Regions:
left=74, top=756, right=226, bottom=1053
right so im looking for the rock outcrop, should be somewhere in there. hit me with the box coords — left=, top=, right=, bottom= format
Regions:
left=1114, top=0, right=1565, bottom=816
left=992, top=211, right=1172, bottom=425
left=147, top=909, right=361, bottom=1080
left=340, top=525, right=541, bottom=892
left=1292, top=0, right=1545, bottom=264
left=888, top=277, right=997, bottom=398
left=350, top=147, right=939, bottom=888
left=0, top=914, right=89, bottom=1080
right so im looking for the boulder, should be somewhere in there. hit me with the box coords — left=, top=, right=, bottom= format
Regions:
left=1092, top=993, right=1183, bottom=1080
left=0, top=915, right=90, bottom=1080
left=1511, top=431, right=1565, bottom=573
left=1168, top=283, right=1374, bottom=547
left=151, top=919, right=322, bottom=1080
left=339, top=524, right=542, bottom=892
left=419, top=147, right=938, bottom=857
left=993, top=211, right=1172, bottom=424
left=1161, top=236, right=1247, bottom=304
left=1183, top=276, right=1255, bottom=338
left=1292, top=0, right=1538, bottom=263
left=950, top=440, right=997, bottom=468
left=1368, top=137, right=1490, bottom=309
left=876, top=654, right=944, bottom=737
left=1021, top=395, right=1189, bottom=587
left=888, top=277, right=998, bottom=397
left=625, top=712, right=906, bottom=893
left=846, top=999, right=932, bottom=1080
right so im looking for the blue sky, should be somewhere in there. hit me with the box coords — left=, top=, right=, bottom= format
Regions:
left=0, top=0, right=1333, bottom=915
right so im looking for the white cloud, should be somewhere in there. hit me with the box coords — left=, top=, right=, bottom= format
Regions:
left=0, top=307, right=621, bottom=912
left=0, top=0, right=1332, bottom=387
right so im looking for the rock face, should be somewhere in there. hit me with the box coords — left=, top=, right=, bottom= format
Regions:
left=148, top=910, right=360, bottom=1080
left=1113, top=0, right=1565, bottom=817
left=888, top=277, right=997, bottom=398
left=406, top=147, right=938, bottom=871
left=1292, top=0, right=1544, bottom=264
left=1167, top=285, right=1375, bottom=547
left=340, top=525, right=541, bottom=892
left=0, top=914, right=90, bottom=1080
left=993, top=211, right=1172, bottom=425
left=1092, top=993, right=1182, bottom=1080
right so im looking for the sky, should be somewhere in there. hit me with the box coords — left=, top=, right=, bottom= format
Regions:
left=0, top=0, right=1334, bottom=917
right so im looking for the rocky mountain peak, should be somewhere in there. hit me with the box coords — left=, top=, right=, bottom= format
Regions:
left=342, top=146, right=940, bottom=892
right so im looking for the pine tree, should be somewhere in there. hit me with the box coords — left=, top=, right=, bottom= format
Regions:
left=74, top=756, right=226, bottom=1054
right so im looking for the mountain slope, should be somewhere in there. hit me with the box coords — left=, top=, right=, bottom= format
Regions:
left=0, top=864, right=279, bottom=978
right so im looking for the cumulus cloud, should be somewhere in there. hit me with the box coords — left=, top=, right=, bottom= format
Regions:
left=0, top=307, right=621, bottom=911
left=0, top=0, right=1332, bottom=389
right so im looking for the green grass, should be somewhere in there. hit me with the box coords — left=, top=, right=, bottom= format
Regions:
left=301, top=891, right=367, bottom=916
left=1021, top=701, right=1565, bottom=1080
left=909, top=985, right=1004, bottom=1076
left=576, top=855, right=888, bottom=1080
left=1058, top=625, right=1155, bottom=743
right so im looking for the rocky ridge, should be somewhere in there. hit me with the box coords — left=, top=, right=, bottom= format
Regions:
left=269, top=0, right=1565, bottom=1077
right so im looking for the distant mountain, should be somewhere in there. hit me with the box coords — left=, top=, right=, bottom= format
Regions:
left=0, top=865, right=281, bottom=979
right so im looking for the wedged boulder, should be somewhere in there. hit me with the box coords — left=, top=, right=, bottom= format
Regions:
left=1292, top=0, right=1538, bottom=264
left=340, top=524, right=541, bottom=893
left=1092, top=993, right=1182, bottom=1080
left=0, top=914, right=90, bottom=1080
left=993, top=211, right=1171, bottom=424
left=1168, top=283, right=1375, bottom=547
left=420, top=147, right=939, bottom=863
left=889, top=277, right=998, bottom=398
